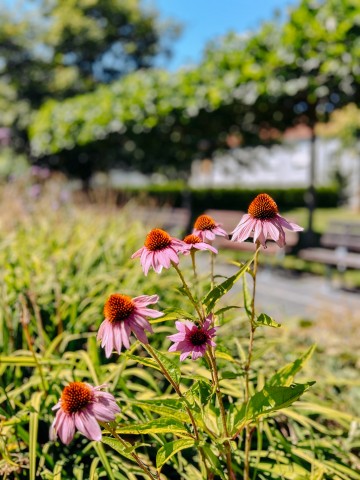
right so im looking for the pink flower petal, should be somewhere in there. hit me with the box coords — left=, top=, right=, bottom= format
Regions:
left=75, top=410, right=102, bottom=442
left=58, top=413, right=76, bottom=445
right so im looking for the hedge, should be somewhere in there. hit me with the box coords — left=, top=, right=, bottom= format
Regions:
left=116, top=185, right=339, bottom=215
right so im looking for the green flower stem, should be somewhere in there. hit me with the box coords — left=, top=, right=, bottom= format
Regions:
left=143, top=344, right=213, bottom=478
left=210, top=251, right=215, bottom=290
left=207, top=349, right=235, bottom=480
left=190, top=250, right=198, bottom=282
left=243, top=243, right=261, bottom=480
left=143, top=344, right=199, bottom=440
left=101, top=422, right=159, bottom=480
left=172, top=263, right=204, bottom=322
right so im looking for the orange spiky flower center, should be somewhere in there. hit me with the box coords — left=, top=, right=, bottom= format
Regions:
left=248, top=193, right=278, bottom=220
left=183, top=234, right=202, bottom=245
left=189, top=329, right=208, bottom=346
left=194, top=215, right=216, bottom=231
left=61, top=382, right=93, bottom=414
left=144, top=228, right=172, bottom=251
left=104, top=294, right=135, bottom=323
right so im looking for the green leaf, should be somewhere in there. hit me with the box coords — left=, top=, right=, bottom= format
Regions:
left=156, top=308, right=197, bottom=322
left=156, top=439, right=195, bottom=469
left=100, top=436, right=136, bottom=462
left=243, top=275, right=252, bottom=320
left=233, top=382, right=315, bottom=432
left=185, top=380, right=213, bottom=407
left=116, top=418, right=189, bottom=435
left=256, top=461, right=309, bottom=479
left=267, top=344, right=316, bottom=387
left=29, top=392, right=42, bottom=480
left=149, top=346, right=181, bottom=386
left=214, top=305, right=242, bottom=316
left=202, top=256, right=254, bottom=313
left=202, top=445, right=227, bottom=480
left=125, top=354, right=160, bottom=371
left=93, top=442, right=116, bottom=479
left=132, top=399, right=189, bottom=423
left=255, top=313, right=281, bottom=328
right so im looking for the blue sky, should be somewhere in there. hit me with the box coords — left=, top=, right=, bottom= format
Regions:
left=147, top=0, right=298, bottom=70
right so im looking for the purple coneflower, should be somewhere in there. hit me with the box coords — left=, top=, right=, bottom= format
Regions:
left=192, top=214, right=228, bottom=241
left=231, top=193, right=303, bottom=248
left=51, top=382, right=119, bottom=445
left=167, top=317, right=217, bottom=361
left=98, top=294, right=162, bottom=357
left=131, top=228, right=185, bottom=275
left=181, top=234, right=218, bottom=255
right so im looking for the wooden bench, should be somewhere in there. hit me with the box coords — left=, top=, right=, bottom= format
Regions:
left=205, top=209, right=300, bottom=254
left=299, top=221, right=360, bottom=272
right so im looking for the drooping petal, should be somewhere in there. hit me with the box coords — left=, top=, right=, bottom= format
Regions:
left=276, top=214, right=303, bottom=232
left=57, top=413, right=76, bottom=445
left=74, top=410, right=102, bottom=442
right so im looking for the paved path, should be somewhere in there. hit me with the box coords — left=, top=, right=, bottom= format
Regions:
left=213, top=262, right=360, bottom=323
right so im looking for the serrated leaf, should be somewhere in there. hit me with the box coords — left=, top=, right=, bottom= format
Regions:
left=156, top=439, right=195, bottom=469
left=255, top=313, right=281, bottom=328
left=202, top=256, right=254, bottom=313
left=267, top=344, right=316, bottom=387
left=116, top=418, right=188, bottom=435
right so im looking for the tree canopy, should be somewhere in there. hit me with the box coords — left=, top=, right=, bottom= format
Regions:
left=0, top=0, right=179, bottom=138
left=23, top=0, right=360, bottom=177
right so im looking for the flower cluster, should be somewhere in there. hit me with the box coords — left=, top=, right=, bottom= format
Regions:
left=51, top=193, right=302, bottom=445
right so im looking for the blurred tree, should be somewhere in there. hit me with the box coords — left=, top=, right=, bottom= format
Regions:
left=29, top=0, right=360, bottom=189
left=0, top=0, right=179, bottom=150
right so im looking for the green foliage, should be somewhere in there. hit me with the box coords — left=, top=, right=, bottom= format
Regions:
left=117, top=185, right=340, bottom=213
left=0, top=198, right=358, bottom=479
left=29, top=0, right=360, bottom=177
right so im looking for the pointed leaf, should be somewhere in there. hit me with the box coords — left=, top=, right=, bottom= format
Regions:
left=233, top=382, right=315, bottom=431
left=267, top=344, right=316, bottom=387
left=132, top=399, right=189, bottom=423
left=243, top=275, right=252, bottom=320
left=255, top=313, right=281, bottom=328
left=100, top=436, right=136, bottom=462
left=203, top=256, right=254, bottom=313
left=125, top=354, right=160, bottom=371
left=116, top=418, right=188, bottom=435
left=156, top=439, right=195, bottom=469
